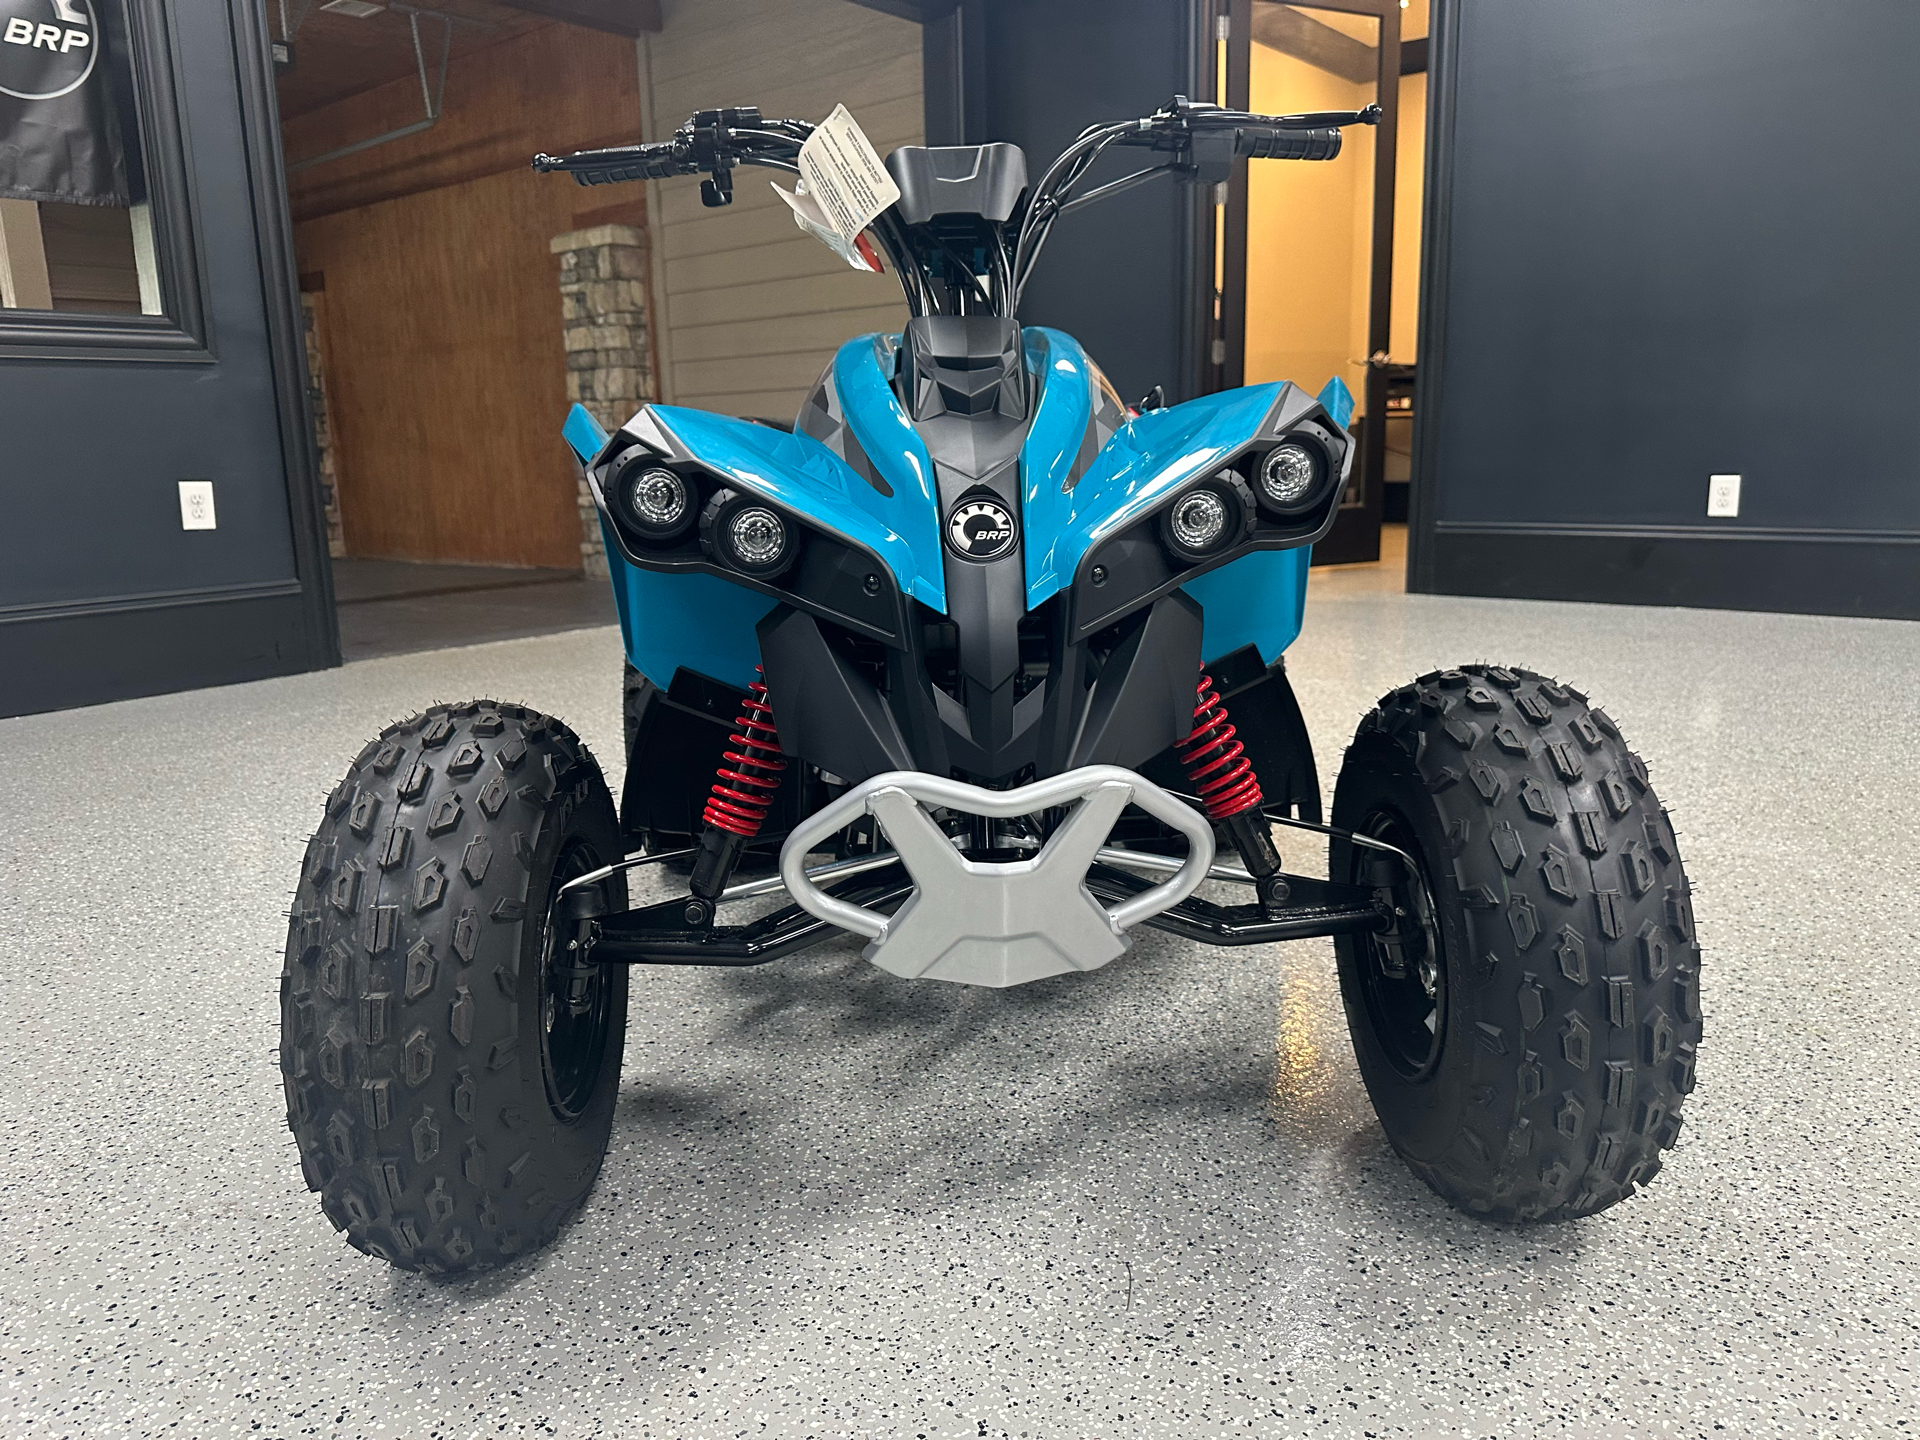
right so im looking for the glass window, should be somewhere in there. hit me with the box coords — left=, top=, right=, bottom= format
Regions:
left=0, top=0, right=163, bottom=316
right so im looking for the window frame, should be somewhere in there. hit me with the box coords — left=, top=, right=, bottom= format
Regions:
left=0, top=0, right=208, bottom=361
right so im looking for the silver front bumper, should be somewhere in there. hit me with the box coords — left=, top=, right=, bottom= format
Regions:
left=777, top=765, right=1215, bottom=988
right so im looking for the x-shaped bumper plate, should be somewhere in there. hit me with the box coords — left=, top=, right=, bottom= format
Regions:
left=777, top=766, right=1216, bottom=987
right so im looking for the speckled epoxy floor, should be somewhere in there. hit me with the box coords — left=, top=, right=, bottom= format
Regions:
left=0, top=581, right=1915, bottom=1439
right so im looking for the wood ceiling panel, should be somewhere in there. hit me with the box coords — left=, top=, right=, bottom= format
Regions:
left=275, top=1, right=549, bottom=121
left=494, top=0, right=662, bottom=37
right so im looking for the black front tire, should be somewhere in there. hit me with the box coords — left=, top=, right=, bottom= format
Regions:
left=280, top=700, right=628, bottom=1273
left=1331, top=665, right=1701, bottom=1221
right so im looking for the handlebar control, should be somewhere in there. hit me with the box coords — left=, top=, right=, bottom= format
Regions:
left=1111, top=95, right=1375, bottom=182
left=533, top=140, right=687, bottom=187
left=535, top=95, right=1384, bottom=325
left=1235, top=126, right=1344, bottom=162
left=533, top=106, right=797, bottom=204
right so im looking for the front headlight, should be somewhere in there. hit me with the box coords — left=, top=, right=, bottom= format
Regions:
left=700, top=488, right=799, bottom=579
left=1256, top=439, right=1329, bottom=515
left=726, top=506, right=788, bottom=568
left=1170, top=490, right=1228, bottom=550
left=616, top=463, right=695, bottom=540
left=1158, top=471, right=1254, bottom=565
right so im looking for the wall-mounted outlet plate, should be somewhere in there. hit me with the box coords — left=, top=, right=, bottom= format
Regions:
left=178, top=480, right=217, bottom=530
left=1707, top=474, right=1741, bottom=518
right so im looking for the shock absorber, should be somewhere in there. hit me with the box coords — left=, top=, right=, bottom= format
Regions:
left=687, top=669, right=786, bottom=915
left=1177, top=672, right=1290, bottom=912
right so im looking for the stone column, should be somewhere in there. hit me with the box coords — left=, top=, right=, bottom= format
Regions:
left=551, top=223, right=654, bottom=578
left=299, top=292, right=346, bottom=559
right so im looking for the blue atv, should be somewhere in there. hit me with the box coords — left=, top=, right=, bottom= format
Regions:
left=280, top=100, right=1701, bottom=1274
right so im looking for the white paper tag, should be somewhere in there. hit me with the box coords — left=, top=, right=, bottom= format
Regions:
left=771, top=178, right=881, bottom=271
left=798, top=104, right=900, bottom=240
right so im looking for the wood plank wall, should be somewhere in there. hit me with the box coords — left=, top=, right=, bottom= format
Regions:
left=285, top=22, right=642, bottom=567
left=39, top=204, right=143, bottom=313
left=644, top=0, right=923, bottom=421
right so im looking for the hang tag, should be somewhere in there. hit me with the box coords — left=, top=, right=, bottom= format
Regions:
left=769, top=104, right=899, bottom=272
left=799, top=104, right=900, bottom=237
left=771, top=178, right=885, bottom=272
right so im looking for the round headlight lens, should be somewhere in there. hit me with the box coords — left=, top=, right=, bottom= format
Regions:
left=626, top=467, right=689, bottom=531
left=1169, top=489, right=1230, bottom=552
left=699, top=488, right=800, bottom=578
left=725, top=506, right=788, bottom=569
left=1259, top=442, right=1323, bottom=510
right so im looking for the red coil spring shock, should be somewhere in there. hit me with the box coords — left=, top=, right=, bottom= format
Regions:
left=701, top=670, right=786, bottom=838
left=1177, top=673, right=1264, bottom=820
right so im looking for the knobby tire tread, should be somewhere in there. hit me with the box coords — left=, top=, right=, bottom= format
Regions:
left=280, top=700, right=625, bottom=1274
left=1334, top=664, right=1702, bottom=1222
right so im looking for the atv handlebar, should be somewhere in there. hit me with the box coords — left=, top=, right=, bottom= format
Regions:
left=534, top=139, right=687, bottom=186
left=1234, top=125, right=1344, bottom=161
left=532, top=118, right=1347, bottom=187
left=1105, top=98, right=1374, bottom=163
left=534, top=106, right=813, bottom=199
left=533, top=97, right=1377, bottom=315
left=533, top=97, right=1373, bottom=191
left=1009, top=98, right=1375, bottom=302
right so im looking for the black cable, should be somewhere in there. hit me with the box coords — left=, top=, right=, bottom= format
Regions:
left=870, top=211, right=929, bottom=317
left=1013, top=126, right=1135, bottom=304
left=1010, top=124, right=1132, bottom=303
left=721, top=127, right=809, bottom=152
left=926, top=232, right=992, bottom=306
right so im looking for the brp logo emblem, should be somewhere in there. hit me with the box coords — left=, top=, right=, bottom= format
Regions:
left=945, top=499, right=1018, bottom=562
left=0, top=0, right=96, bottom=102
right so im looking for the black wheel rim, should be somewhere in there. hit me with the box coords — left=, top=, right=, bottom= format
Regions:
left=1351, top=808, right=1447, bottom=1081
left=539, top=839, right=615, bottom=1123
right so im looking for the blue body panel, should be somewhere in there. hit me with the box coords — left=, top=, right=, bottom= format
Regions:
left=605, top=524, right=779, bottom=691
left=1019, top=327, right=1094, bottom=605
left=562, top=404, right=610, bottom=469
left=564, top=404, right=777, bottom=691
left=830, top=337, right=946, bottom=612
left=1183, top=548, right=1312, bottom=664
left=1016, top=345, right=1315, bottom=664
left=1022, top=376, right=1287, bottom=591
left=1316, top=375, right=1356, bottom=429
left=568, top=313, right=1323, bottom=692
left=651, top=403, right=945, bottom=613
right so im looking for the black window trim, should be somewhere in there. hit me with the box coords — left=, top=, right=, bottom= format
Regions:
left=0, top=0, right=209, bottom=362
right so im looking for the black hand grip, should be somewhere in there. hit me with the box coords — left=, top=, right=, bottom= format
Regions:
left=1235, top=126, right=1343, bottom=162
left=532, top=141, right=687, bottom=187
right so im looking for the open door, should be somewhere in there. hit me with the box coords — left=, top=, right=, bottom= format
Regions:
left=1223, top=0, right=1400, bottom=565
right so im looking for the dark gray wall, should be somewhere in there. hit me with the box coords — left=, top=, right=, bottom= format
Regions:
left=925, top=0, right=1213, bottom=406
left=1414, top=0, right=1920, bottom=617
left=0, top=0, right=335, bottom=717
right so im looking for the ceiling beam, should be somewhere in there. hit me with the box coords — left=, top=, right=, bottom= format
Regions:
left=1250, top=3, right=1375, bottom=85
left=493, top=0, right=661, bottom=37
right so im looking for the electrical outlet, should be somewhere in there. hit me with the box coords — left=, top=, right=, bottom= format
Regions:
left=178, top=480, right=217, bottom=530
left=1706, top=474, right=1741, bottom=518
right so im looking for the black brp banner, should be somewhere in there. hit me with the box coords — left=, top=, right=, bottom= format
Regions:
left=0, top=0, right=129, bottom=206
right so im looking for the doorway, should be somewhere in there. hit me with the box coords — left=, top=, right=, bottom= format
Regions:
left=267, top=0, right=656, bottom=657
left=1222, top=0, right=1428, bottom=571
